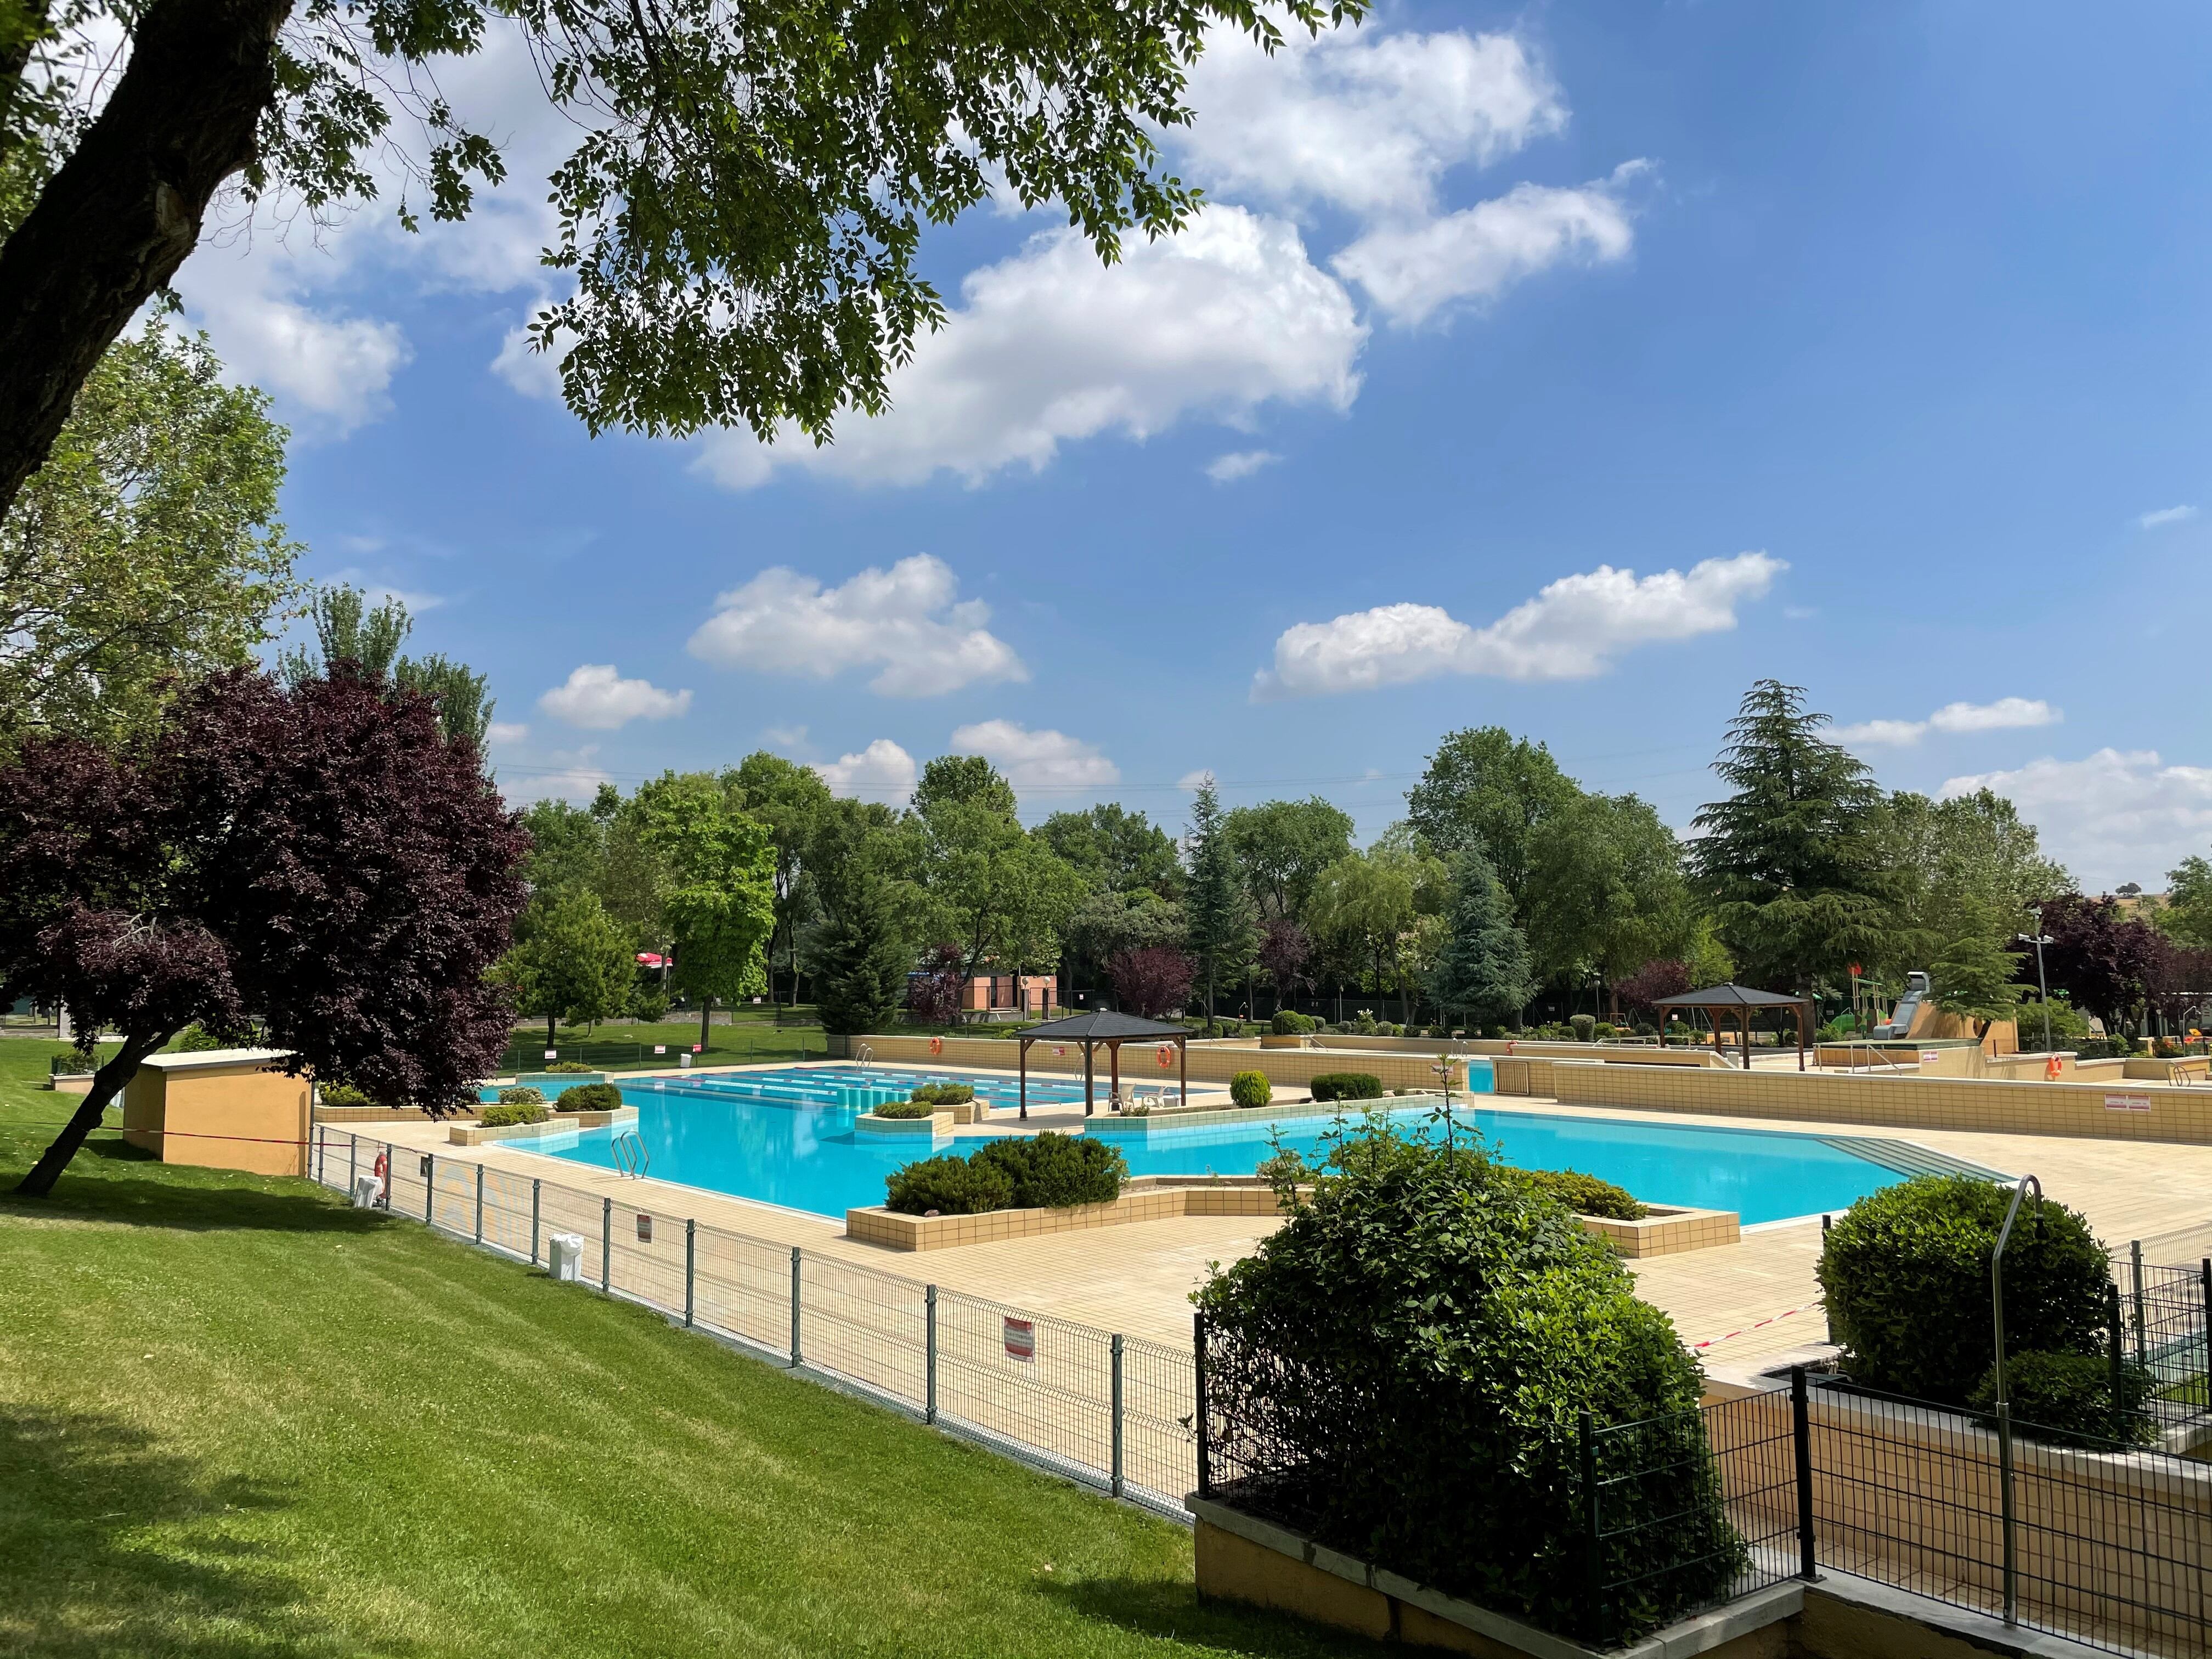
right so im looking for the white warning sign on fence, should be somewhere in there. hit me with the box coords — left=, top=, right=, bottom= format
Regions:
left=1003, top=1317, right=1035, bottom=1362
left=2103, top=1093, right=2152, bottom=1113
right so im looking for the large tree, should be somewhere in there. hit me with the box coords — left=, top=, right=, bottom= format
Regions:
left=1222, top=796, right=1355, bottom=921
left=497, top=887, right=637, bottom=1047
left=1037, top=803, right=1183, bottom=898
left=1182, top=776, right=1257, bottom=1031
left=2159, top=854, right=2212, bottom=953
left=0, top=320, right=297, bottom=748
left=629, top=770, right=778, bottom=1048
left=1689, top=680, right=1895, bottom=991
left=1308, top=839, right=1447, bottom=1026
left=0, top=667, right=527, bottom=1195
left=1520, top=791, right=1688, bottom=1003
left=811, top=866, right=910, bottom=1037
left=1404, top=726, right=1579, bottom=918
left=1426, top=848, right=1532, bottom=1032
left=731, top=749, right=835, bottom=1006
left=1882, top=788, right=2068, bottom=974
left=280, top=584, right=495, bottom=747
left=2033, top=892, right=2160, bottom=1034
left=0, top=0, right=1364, bottom=528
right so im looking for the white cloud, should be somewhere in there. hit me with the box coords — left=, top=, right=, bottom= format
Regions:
left=686, top=554, right=1025, bottom=697
left=487, top=721, right=531, bottom=745
left=1254, top=551, right=1782, bottom=699
left=814, top=739, right=919, bottom=802
left=537, top=664, right=693, bottom=730
left=1206, top=449, right=1281, bottom=483
left=174, top=247, right=413, bottom=435
left=1177, top=770, right=1215, bottom=790
left=691, top=207, right=1364, bottom=488
left=1178, top=28, right=1566, bottom=219
left=1940, top=750, right=2212, bottom=892
left=1836, top=697, right=2061, bottom=747
left=763, top=724, right=808, bottom=748
left=1333, top=163, right=1648, bottom=328
left=2139, top=504, right=2197, bottom=529
left=492, top=312, right=567, bottom=400
left=501, top=746, right=611, bottom=804
left=948, top=720, right=1120, bottom=795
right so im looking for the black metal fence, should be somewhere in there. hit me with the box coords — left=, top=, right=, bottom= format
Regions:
left=496, top=1029, right=828, bottom=1075
left=2119, top=1244, right=2212, bottom=1431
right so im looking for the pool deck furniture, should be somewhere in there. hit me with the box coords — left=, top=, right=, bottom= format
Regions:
left=1014, top=1008, right=1190, bottom=1120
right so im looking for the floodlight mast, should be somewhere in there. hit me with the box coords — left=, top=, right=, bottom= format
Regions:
left=2016, top=906, right=2055, bottom=1056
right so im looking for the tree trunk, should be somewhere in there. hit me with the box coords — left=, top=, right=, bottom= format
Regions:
left=0, top=0, right=290, bottom=527
left=546, top=1012, right=556, bottom=1051
left=15, top=1031, right=168, bottom=1197
left=698, top=996, right=712, bottom=1051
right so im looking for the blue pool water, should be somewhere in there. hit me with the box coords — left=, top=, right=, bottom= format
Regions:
left=503, top=1068, right=1906, bottom=1224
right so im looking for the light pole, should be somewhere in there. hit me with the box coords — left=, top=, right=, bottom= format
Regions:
left=2016, top=907, right=2054, bottom=1054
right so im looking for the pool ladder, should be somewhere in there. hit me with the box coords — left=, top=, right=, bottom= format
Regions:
left=611, top=1130, right=650, bottom=1179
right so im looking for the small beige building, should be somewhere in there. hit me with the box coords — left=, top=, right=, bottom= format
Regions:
left=122, top=1048, right=310, bottom=1177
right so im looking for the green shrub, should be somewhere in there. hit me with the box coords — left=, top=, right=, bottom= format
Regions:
left=1308, top=1071, right=1384, bottom=1103
left=479, top=1098, right=549, bottom=1127
left=1570, top=1014, right=1596, bottom=1042
left=1197, top=1117, right=1738, bottom=1644
left=318, top=1082, right=373, bottom=1109
left=1229, top=1070, right=1272, bottom=1108
left=1967, top=1351, right=2156, bottom=1449
left=629, top=987, right=670, bottom=1023
left=871, top=1099, right=936, bottom=1119
left=498, top=1086, right=546, bottom=1107
left=884, top=1154, right=1014, bottom=1216
left=555, top=1082, right=624, bottom=1114
left=909, top=1081, right=976, bottom=1105
left=1271, top=1010, right=1316, bottom=1035
left=173, top=1023, right=234, bottom=1053
left=543, top=1060, right=596, bottom=1074
left=1818, top=1176, right=2115, bottom=1406
left=1520, top=1167, right=1647, bottom=1221
left=970, top=1132, right=1127, bottom=1209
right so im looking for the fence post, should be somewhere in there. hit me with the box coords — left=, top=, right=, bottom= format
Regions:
left=2108, top=1282, right=2126, bottom=1425
left=425, top=1154, right=435, bottom=1225
left=1193, top=1312, right=1211, bottom=1499
left=2131, top=1240, right=2147, bottom=1368
left=1819, top=1215, right=1832, bottom=1342
left=347, top=1133, right=356, bottom=1197
left=383, top=1141, right=393, bottom=1209
left=1791, top=1367, right=1816, bottom=1581
left=601, top=1194, right=612, bottom=1291
left=1998, top=1398, right=2018, bottom=1626
left=2201, top=1259, right=2211, bottom=1372
left=684, top=1219, right=696, bottom=1328
left=473, top=1163, right=484, bottom=1245
left=1111, top=1333, right=1126, bottom=1500
left=790, top=1247, right=803, bottom=1366
left=1579, top=1408, right=1602, bottom=1635
left=924, top=1284, right=938, bottom=1425
left=531, top=1179, right=541, bottom=1266
left=315, top=1125, right=325, bottom=1186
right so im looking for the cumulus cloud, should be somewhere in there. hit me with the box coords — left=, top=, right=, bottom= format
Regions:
left=500, top=747, right=612, bottom=804
left=538, top=664, right=693, bottom=730
left=1177, top=769, right=1215, bottom=790
left=1254, top=552, right=1782, bottom=699
left=1178, top=28, right=1566, bottom=219
left=690, top=207, right=1364, bottom=488
left=686, top=554, right=1025, bottom=697
left=1206, top=449, right=1281, bottom=483
left=2139, top=505, right=2197, bottom=529
left=1333, top=163, right=1648, bottom=328
left=814, top=739, right=919, bottom=802
left=1835, top=697, right=2061, bottom=747
left=486, top=721, right=531, bottom=745
left=949, top=720, right=1120, bottom=795
left=1940, top=750, right=2212, bottom=892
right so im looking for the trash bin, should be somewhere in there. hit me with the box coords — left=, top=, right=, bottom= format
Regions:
left=351, top=1173, right=383, bottom=1209
left=547, top=1232, right=586, bottom=1283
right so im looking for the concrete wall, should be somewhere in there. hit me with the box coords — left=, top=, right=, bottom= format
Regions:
left=122, top=1049, right=310, bottom=1177
left=1491, top=1054, right=2212, bottom=1143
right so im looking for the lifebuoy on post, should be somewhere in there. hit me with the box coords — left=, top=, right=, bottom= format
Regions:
left=1156, top=1045, right=1173, bottom=1067
left=2045, top=1053, right=2063, bottom=1080
left=929, top=1036, right=944, bottom=1056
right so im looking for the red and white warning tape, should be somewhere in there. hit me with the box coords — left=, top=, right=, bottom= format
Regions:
left=1691, top=1300, right=1820, bottom=1352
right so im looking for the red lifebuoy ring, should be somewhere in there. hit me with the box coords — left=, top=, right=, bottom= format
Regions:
left=2045, top=1053, right=2062, bottom=1080
left=1156, top=1045, right=1173, bottom=1067
left=929, top=1036, right=944, bottom=1056
left=373, top=1149, right=389, bottom=1181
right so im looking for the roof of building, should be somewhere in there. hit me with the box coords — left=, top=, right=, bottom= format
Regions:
left=1017, top=1011, right=1189, bottom=1042
left=1650, top=984, right=1812, bottom=1009
left=140, top=1047, right=294, bottom=1071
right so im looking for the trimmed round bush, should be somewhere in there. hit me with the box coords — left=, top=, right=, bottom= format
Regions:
left=1570, top=1014, right=1597, bottom=1042
left=885, top=1154, right=1014, bottom=1216
left=1818, top=1176, right=2114, bottom=1406
left=1967, top=1351, right=2155, bottom=1449
left=909, top=1081, right=975, bottom=1105
left=1521, top=1167, right=1646, bottom=1221
left=498, top=1086, right=546, bottom=1106
left=318, top=1082, right=373, bottom=1109
left=1198, top=1118, right=1737, bottom=1644
left=970, top=1132, right=1127, bottom=1209
left=1270, top=1010, right=1316, bottom=1035
left=479, top=1098, right=549, bottom=1127
left=543, top=1059, right=596, bottom=1073
left=1229, top=1070, right=1272, bottom=1108
left=555, top=1082, right=624, bottom=1114
left=871, top=1099, right=935, bottom=1120
left=1308, top=1071, right=1384, bottom=1103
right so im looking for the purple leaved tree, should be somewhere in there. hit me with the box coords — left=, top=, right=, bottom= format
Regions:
left=1, top=669, right=530, bottom=1197
left=1107, top=946, right=1194, bottom=1020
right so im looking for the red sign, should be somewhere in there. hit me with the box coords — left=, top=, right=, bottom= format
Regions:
left=1003, top=1317, right=1035, bottom=1362
left=653, top=1045, right=666, bottom=1055
left=691, top=1044, right=703, bottom=1054
left=544, top=1049, right=557, bottom=1060
left=636, top=1214, right=653, bottom=1243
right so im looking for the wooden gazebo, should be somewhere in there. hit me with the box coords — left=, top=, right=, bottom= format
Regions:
left=1651, top=983, right=1814, bottom=1071
left=1015, top=1010, right=1189, bottom=1119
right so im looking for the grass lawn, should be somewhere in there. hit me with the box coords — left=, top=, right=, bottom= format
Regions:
left=0, top=1041, right=1370, bottom=1658
left=509, top=1013, right=834, bottom=1070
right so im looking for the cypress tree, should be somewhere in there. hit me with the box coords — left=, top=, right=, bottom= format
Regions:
left=1183, top=777, right=1257, bottom=1033
left=814, top=870, right=911, bottom=1037
left=1427, top=848, right=1533, bottom=1030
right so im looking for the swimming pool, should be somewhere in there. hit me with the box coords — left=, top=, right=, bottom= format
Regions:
left=512, top=1064, right=1096, bottom=1114
left=506, top=1076, right=1915, bottom=1224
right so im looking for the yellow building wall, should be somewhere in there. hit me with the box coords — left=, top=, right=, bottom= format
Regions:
left=122, top=1061, right=311, bottom=1177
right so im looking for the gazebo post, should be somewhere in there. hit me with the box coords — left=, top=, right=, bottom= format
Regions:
left=1084, top=1040, right=1095, bottom=1117
left=1797, top=1002, right=1808, bottom=1072
left=1108, top=1040, right=1121, bottom=1110
left=1019, top=1036, right=1030, bottom=1120
left=1178, top=1035, right=1188, bottom=1108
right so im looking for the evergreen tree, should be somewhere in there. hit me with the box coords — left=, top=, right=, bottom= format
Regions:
left=1183, top=776, right=1257, bottom=1033
left=1427, top=848, right=1533, bottom=1030
left=812, top=870, right=911, bottom=1037
left=1690, top=680, right=1895, bottom=991
left=498, top=888, right=639, bottom=1048
left=1929, top=899, right=2025, bottom=1025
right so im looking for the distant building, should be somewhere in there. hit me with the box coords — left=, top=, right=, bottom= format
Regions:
left=961, top=972, right=1057, bottom=1017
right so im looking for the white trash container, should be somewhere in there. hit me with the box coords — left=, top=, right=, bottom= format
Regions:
left=351, top=1174, right=384, bottom=1209
left=547, top=1232, right=586, bottom=1283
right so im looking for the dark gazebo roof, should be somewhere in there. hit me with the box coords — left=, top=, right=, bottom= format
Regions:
left=1651, top=983, right=1811, bottom=1008
left=1018, top=1009, right=1188, bottom=1041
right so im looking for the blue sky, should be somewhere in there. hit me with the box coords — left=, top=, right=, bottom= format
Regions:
left=173, top=2, right=2212, bottom=890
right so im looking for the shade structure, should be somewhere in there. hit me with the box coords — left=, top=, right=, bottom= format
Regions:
left=1650, top=983, right=1815, bottom=1071
left=1015, top=1011, right=1188, bottom=1118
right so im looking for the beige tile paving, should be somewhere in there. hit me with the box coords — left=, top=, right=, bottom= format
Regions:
left=335, top=1088, right=2212, bottom=1366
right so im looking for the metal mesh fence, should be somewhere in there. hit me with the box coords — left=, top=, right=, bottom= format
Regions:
left=305, top=1126, right=1194, bottom=1516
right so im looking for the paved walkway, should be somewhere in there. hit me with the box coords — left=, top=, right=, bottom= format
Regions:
left=336, top=1092, right=2212, bottom=1363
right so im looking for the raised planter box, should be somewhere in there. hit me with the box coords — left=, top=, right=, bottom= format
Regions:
left=447, top=1105, right=636, bottom=1144
left=1577, top=1204, right=1739, bottom=1258
left=855, top=1109, right=955, bottom=1138
left=514, top=1070, right=610, bottom=1092
left=847, top=1176, right=1286, bottom=1250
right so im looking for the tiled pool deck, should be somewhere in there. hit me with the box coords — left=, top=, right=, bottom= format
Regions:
left=352, top=1062, right=2212, bottom=1366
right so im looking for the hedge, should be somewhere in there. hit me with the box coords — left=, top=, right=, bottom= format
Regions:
left=555, top=1082, right=624, bottom=1114
left=871, top=1099, right=935, bottom=1120
left=1308, top=1072, right=1384, bottom=1103
left=884, top=1155, right=1013, bottom=1216
left=480, top=1098, right=549, bottom=1127
left=909, top=1081, right=975, bottom=1105
left=883, top=1132, right=1127, bottom=1214
left=1967, top=1350, right=2155, bottom=1449
left=1520, top=1167, right=1646, bottom=1221
left=542, top=1060, right=597, bottom=1074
